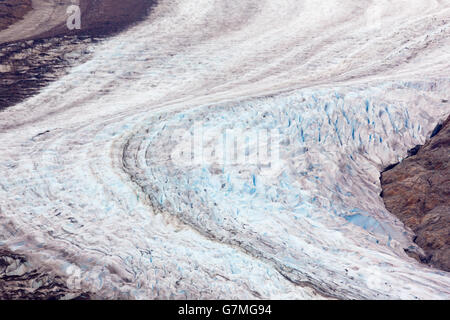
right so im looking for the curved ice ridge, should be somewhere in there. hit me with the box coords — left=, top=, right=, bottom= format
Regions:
left=123, top=81, right=450, bottom=299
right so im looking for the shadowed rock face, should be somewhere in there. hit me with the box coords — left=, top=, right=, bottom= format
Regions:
left=36, top=0, right=157, bottom=40
left=0, top=249, right=91, bottom=300
left=0, top=0, right=32, bottom=32
left=381, top=114, right=450, bottom=272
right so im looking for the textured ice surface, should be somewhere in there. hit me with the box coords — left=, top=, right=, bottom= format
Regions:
left=1, top=0, right=450, bottom=299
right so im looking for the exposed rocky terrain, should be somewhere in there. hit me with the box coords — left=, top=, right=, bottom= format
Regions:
left=29, top=0, right=158, bottom=40
left=381, top=114, right=450, bottom=272
left=0, top=0, right=32, bottom=32
left=0, top=248, right=91, bottom=299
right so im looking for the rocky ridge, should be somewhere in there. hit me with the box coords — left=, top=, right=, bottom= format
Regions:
left=381, top=113, right=450, bottom=272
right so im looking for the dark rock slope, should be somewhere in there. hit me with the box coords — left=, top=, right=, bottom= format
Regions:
left=0, top=249, right=91, bottom=299
left=381, top=114, right=450, bottom=272
left=0, top=0, right=32, bottom=32
left=35, top=0, right=158, bottom=40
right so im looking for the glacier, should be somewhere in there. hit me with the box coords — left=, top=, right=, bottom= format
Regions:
left=0, top=0, right=450, bottom=299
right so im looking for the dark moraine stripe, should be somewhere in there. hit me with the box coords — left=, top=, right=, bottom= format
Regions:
left=0, top=0, right=157, bottom=110
left=0, top=0, right=32, bottom=32
left=0, top=248, right=93, bottom=299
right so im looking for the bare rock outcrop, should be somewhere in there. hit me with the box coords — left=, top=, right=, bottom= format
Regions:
left=381, top=114, right=450, bottom=272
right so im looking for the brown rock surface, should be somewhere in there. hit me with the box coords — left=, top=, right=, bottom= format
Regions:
left=0, top=0, right=32, bottom=32
left=381, top=114, right=450, bottom=272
